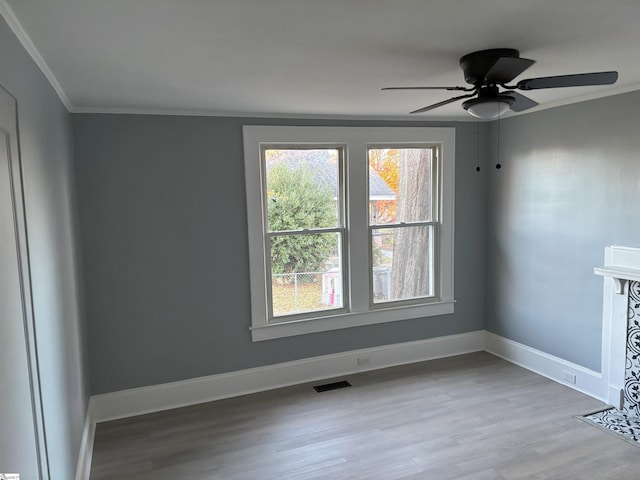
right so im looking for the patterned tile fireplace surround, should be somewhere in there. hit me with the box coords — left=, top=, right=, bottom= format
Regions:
left=590, top=246, right=640, bottom=440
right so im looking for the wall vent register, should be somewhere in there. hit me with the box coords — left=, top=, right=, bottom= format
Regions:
left=313, top=380, right=352, bottom=393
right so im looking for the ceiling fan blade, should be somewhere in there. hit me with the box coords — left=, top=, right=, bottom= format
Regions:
left=382, top=86, right=473, bottom=91
left=486, top=57, right=535, bottom=84
left=410, top=92, right=477, bottom=114
left=517, top=71, right=618, bottom=90
left=508, top=91, right=539, bottom=112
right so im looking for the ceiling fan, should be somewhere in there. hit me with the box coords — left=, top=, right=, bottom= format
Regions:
left=383, top=48, right=618, bottom=119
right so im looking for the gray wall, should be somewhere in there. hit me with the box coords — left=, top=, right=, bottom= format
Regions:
left=72, top=115, right=488, bottom=394
left=0, top=16, right=88, bottom=480
left=69, top=83, right=640, bottom=399
left=486, top=90, right=640, bottom=372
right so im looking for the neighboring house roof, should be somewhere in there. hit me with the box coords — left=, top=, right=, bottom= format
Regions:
left=267, top=149, right=395, bottom=200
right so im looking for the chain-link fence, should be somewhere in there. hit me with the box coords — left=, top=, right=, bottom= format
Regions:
left=272, top=271, right=341, bottom=316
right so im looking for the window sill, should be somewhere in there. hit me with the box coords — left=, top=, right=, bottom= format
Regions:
left=250, top=300, right=456, bottom=341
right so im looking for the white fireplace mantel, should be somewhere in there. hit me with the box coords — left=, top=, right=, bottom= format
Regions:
left=596, top=246, right=640, bottom=408
left=594, top=265, right=640, bottom=294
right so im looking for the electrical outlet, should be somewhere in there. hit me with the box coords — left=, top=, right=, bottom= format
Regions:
left=357, top=356, right=370, bottom=366
left=562, top=370, right=576, bottom=384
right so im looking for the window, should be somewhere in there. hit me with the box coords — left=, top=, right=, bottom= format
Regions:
left=369, top=146, right=437, bottom=304
left=264, top=147, right=346, bottom=319
left=244, top=126, right=454, bottom=341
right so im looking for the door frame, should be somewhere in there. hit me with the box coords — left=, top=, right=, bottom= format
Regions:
left=1, top=83, right=49, bottom=479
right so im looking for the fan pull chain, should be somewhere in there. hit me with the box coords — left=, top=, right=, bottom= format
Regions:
left=475, top=117, right=480, bottom=172
left=496, top=106, right=502, bottom=169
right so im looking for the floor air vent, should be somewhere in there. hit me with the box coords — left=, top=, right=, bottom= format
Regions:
left=313, top=380, right=352, bottom=393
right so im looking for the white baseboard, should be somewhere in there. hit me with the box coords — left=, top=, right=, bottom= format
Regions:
left=88, top=330, right=608, bottom=424
left=484, top=331, right=606, bottom=402
left=74, top=407, right=96, bottom=480
left=89, top=330, right=484, bottom=423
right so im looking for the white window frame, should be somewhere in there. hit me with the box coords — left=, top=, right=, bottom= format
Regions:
left=244, top=126, right=455, bottom=341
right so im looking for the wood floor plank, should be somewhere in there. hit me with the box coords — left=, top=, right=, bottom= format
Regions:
left=90, top=352, right=640, bottom=479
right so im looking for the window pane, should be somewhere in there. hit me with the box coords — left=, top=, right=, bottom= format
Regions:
left=368, top=148, right=433, bottom=225
left=265, top=149, right=340, bottom=231
left=270, top=232, right=343, bottom=317
left=371, top=225, right=433, bottom=303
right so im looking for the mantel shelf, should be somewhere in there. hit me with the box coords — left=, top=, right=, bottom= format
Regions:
left=594, top=266, right=640, bottom=294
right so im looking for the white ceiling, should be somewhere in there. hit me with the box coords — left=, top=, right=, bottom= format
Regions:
left=4, top=0, right=640, bottom=119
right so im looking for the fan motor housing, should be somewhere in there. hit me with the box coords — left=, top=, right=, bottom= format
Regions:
left=459, top=48, right=520, bottom=85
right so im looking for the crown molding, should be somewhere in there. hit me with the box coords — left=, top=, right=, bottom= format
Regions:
left=0, top=0, right=73, bottom=111
left=500, top=84, right=640, bottom=118
left=64, top=85, right=640, bottom=121
left=69, top=105, right=480, bottom=122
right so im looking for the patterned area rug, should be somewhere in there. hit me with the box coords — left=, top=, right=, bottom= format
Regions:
left=579, top=407, right=640, bottom=447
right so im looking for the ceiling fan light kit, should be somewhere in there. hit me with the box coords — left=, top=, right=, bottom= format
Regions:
left=463, top=97, right=512, bottom=119
left=383, top=48, right=618, bottom=119
left=462, top=85, right=514, bottom=119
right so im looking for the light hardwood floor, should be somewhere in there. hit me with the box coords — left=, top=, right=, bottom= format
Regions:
left=89, top=352, right=640, bottom=479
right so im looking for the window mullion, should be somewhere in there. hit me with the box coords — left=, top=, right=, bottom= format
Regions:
left=346, top=141, right=370, bottom=313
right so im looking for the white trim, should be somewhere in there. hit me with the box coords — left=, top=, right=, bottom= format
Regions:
left=504, top=84, right=640, bottom=118
left=1, top=85, right=50, bottom=479
left=484, top=331, right=605, bottom=402
left=594, top=265, right=640, bottom=283
left=594, top=265, right=640, bottom=294
left=74, top=409, right=95, bottom=480
left=251, top=301, right=456, bottom=341
left=85, top=331, right=610, bottom=422
left=89, top=331, right=484, bottom=423
left=0, top=0, right=73, bottom=111
left=54, top=86, right=640, bottom=121
left=71, top=105, right=478, bottom=122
